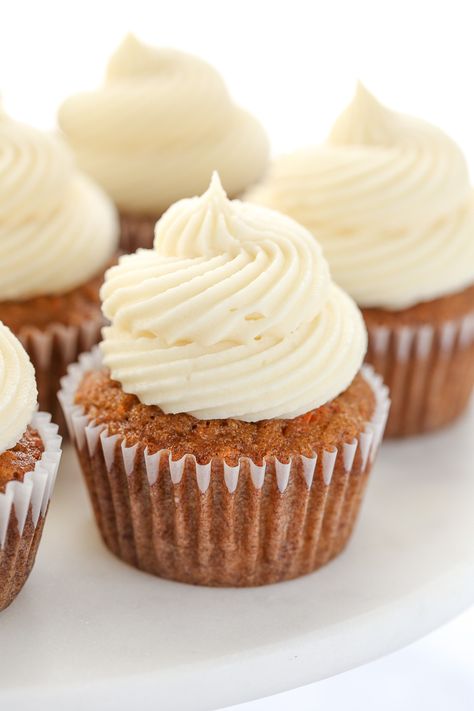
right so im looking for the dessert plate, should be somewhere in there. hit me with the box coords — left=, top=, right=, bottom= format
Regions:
left=1, top=403, right=473, bottom=711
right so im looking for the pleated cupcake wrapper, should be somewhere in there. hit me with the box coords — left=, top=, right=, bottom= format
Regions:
left=17, top=314, right=104, bottom=434
left=0, top=413, right=62, bottom=611
left=366, top=310, right=474, bottom=437
left=59, top=348, right=390, bottom=586
left=119, top=213, right=158, bottom=253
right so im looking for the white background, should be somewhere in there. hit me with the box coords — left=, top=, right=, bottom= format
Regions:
left=225, top=610, right=474, bottom=710
left=1, top=1, right=473, bottom=708
left=2, top=0, right=474, bottom=163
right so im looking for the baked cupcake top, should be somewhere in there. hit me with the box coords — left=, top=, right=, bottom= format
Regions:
left=100, top=173, right=366, bottom=421
left=58, top=34, right=270, bottom=216
left=249, top=83, right=474, bottom=310
left=0, top=106, right=118, bottom=302
left=0, top=321, right=37, bottom=453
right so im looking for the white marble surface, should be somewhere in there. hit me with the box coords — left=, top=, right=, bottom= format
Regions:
left=0, top=403, right=473, bottom=711
left=226, top=607, right=474, bottom=710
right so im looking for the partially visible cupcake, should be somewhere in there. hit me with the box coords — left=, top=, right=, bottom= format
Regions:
left=0, top=321, right=62, bottom=611
left=60, top=174, right=389, bottom=587
left=58, top=34, right=270, bottom=252
left=249, top=84, right=474, bottom=437
left=0, top=106, right=119, bottom=428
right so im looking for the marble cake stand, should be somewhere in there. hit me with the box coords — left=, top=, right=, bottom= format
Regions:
left=1, top=403, right=473, bottom=711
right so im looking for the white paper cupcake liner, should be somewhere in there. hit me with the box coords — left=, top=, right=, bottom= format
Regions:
left=0, top=413, right=62, bottom=610
left=17, top=314, right=104, bottom=434
left=60, top=348, right=389, bottom=586
left=366, top=310, right=474, bottom=437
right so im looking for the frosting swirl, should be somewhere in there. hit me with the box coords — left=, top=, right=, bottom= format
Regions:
left=0, top=321, right=37, bottom=453
left=248, top=83, right=474, bottom=309
left=0, top=107, right=118, bottom=301
left=100, top=174, right=366, bottom=421
left=58, top=35, right=270, bottom=215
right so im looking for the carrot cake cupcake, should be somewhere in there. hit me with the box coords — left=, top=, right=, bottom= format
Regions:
left=60, top=174, right=389, bottom=587
left=249, top=84, right=474, bottom=436
left=58, top=34, right=270, bottom=252
left=0, top=321, right=62, bottom=611
left=0, top=105, right=119, bottom=428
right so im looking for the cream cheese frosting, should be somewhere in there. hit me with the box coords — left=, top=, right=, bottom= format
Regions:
left=249, top=83, right=474, bottom=309
left=0, top=321, right=37, bottom=453
left=0, top=106, right=118, bottom=302
left=100, top=173, right=366, bottom=421
left=58, top=34, right=270, bottom=216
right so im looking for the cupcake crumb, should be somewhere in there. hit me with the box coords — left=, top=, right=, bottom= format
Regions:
left=75, top=370, right=375, bottom=465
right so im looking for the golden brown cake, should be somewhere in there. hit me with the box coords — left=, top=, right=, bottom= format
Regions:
left=0, top=428, right=44, bottom=492
left=75, top=370, right=374, bottom=463
left=119, top=213, right=160, bottom=252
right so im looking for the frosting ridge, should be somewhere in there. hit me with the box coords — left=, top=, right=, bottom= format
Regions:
left=0, top=321, right=37, bottom=453
left=0, top=107, right=118, bottom=301
left=100, top=174, right=366, bottom=421
left=248, top=84, right=474, bottom=309
left=58, top=35, right=270, bottom=215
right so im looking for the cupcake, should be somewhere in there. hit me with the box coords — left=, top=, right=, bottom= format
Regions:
left=248, top=83, right=474, bottom=437
left=58, top=34, right=270, bottom=252
left=0, top=106, right=119, bottom=429
left=0, top=322, right=62, bottom=611
left=59, top=174, right=389, bottom=587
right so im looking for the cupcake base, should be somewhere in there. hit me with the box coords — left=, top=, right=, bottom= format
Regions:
left=363, top=284, right=474, bottom=437
left=119, top=213, right=159, bottom=253
left=77, top=436, right=376, bottom=586
left=0, top=269, right=110, bottom=434
left=0, top=513, right=46, bottom=611
left=60, top=351, right=389, bottom=587
left=0, top=414, right=61, bottom=611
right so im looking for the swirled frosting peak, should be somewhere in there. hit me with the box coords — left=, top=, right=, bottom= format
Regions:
left=100, top=174, right=366, bottom=421
left=248, top=83, right=474, bottom=309
left=0, top=107, right=118, bottom=301
left=58, top=35, right=270, bottom=215
left=329, top=82, right=403, bottom=147
left=0, top=321, right=37, bottom=453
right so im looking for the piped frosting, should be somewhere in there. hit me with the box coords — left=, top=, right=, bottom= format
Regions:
left=58, top=35, right=270, bottom=215
left=0, top=321, right=37, bottom=453
left=0, top=106, right=118, bottom=301
left=249, top=83, right=474, bottom=309
left=100, top=174, right=366, bottom=421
